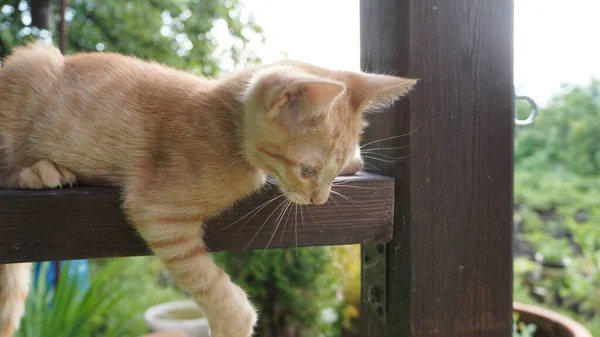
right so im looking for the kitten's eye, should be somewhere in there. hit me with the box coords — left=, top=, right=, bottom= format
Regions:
left=300, top=164, right=317, bottom=178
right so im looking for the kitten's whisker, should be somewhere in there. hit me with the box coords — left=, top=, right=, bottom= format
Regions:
left=305, top=205, right=315, bottom=223
left=226, top=193, right=284, bottom=228
left=333, top=179, right=359, bottom=185
left=331, top=190, right=359, bottom=207
left=294, top=204, right=299, bottom=255
left=362, top=154, right=409, bottom=163
left=244, top=198, right=287, bottom=250
left=330, top=194, right=341, bottom=211
left=332, top=178, right=354, bottom=185
left=294, top=204, right=299, bottom=250
left=363, top=153, right=398, bottom=160
left=230, top=199, right=280, bottom=237
left=362, top=161, right=382, bottom=173
left=332, top=184, right=377, bottom=190
left=279, top=201, right=293, bottom=244
left=273, top=199, right=289, bottom=227
left=222, top=193, right=284, bottom=231
left=362, top=152, right=405, bottom=160
left=299, top=204, right=305, bottom=229
left=359, top=123, right=422, bottom=149
left=361, top=143, right=413, bottom=152
left=263, top=200, right=292, bottom=255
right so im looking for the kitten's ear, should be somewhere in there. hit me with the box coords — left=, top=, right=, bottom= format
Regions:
left=348, top=73, right=418, bottom=112
left=243, top=66, right=345, bottom=130
left=265, top=77, right=345, bottom=128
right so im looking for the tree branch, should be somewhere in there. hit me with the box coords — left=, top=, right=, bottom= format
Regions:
left=30, top=0, right=54, bottom=30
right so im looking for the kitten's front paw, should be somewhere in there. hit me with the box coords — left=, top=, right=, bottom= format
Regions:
left=339, top=158, right=363, bottom=176
left=209, top=283, right=257, bottom=337
left=18, top=160, right=77, bottom=189
left=339, top=144, right=363, bottom=176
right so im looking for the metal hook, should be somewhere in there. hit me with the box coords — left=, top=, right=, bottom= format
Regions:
left=515, top=94, right=539, bottom=126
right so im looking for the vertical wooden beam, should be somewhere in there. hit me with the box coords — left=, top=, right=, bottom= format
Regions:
left=359, top=0, right=514, bottom=336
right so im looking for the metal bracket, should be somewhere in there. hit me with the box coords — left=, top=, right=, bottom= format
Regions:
left=515, top=93, right=539, bottom=126
left=362, top=243, right=387, bottom=323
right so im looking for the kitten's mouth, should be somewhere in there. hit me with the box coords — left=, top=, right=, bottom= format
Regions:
left=283, top=191, right=311, bottom=205
left=265, top=175, right=311, bottom=205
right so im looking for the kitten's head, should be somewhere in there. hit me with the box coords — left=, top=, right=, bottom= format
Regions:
left=241, top=61, right=416, bottom=205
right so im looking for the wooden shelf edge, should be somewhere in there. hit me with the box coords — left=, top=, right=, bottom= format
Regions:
left=0, top=172, right=394, bottom=263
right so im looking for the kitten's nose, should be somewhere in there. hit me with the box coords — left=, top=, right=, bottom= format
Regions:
left=311, top=193, right=329, bottom=206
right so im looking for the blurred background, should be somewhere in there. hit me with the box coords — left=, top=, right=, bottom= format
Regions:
left=513, top=1, right=600, bottom=336
left=1, top=0, right=599, bottom=336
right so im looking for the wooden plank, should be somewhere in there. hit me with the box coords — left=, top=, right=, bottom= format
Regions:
left=359, top=0, right=514, bottom=337
left=0, top=173, right=394, bottom=263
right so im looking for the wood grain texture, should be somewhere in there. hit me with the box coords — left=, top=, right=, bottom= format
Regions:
left=0, top=172, right=394, bottom=263
left=360, top=0, right=514, bottom=336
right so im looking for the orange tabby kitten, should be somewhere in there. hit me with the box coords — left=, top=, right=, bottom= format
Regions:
left=0, top=42, right=415, bottom=337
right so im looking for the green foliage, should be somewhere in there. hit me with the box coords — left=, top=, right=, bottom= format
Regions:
left=514, top=258, right=600, bottom=337
left=214, top=247, right=343, bottom=337
left=15, top=257, right=187, bottom=337
left=16, top=260, right=125, bottom=337
left=514, top=170, right=600, bottom=217
left=332, top=245, right=361, bottom=336
left=515, top=79, right=600, bottom=176
left=514, top=79, right=600, bottom=336
left=0, top=0, right=263, bottom=74
left=88, top=256, right=187, bottom=337
left=512, top=312, right=537, bottom=337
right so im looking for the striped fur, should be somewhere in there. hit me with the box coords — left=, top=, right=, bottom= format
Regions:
left=0, top=43, right=415, bottom=337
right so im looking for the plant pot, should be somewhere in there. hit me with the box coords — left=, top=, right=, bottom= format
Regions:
left=534, top=253, right=569, bottom=269
left=138, top=333, right=188, bottom=337
left=514, top=302, right=592, bottom=337
left=529, top=254, right=571, bottom=306
left=144, top=300, right=210, bottom=337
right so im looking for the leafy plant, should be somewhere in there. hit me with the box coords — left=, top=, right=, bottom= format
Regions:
left=88, top=256, right=188, bottom=337
left=214, top=247, right=343, bottom=337
left=512, top=312, right=537, bottom=337
left=14, top=257, right=188, bottom=337
left=513, top=79, right=600, bottom=335
left=0, top=0, right=263, bottom=74
left=15, top=260, right=125, bottom=337
left=331, top=245, right=361, bottom=336
left=515, top=79, right=600, bottom=176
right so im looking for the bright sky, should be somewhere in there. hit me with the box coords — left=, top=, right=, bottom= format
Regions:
left=242, top=0, right=600, bottom=107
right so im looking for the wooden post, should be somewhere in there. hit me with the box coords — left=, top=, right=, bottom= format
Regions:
left=359, top=0, right=514, bottom=336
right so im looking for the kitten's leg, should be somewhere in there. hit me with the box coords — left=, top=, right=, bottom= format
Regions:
left=339, top=143, right=363, bottom=176
left=132, top=214, right=257, bottom=337
left=0, top=263, right=32, bottom=337
left=0, top=158, right=75, bottom=337
left=0, top=160, right=75, bottom=336
left=13, top=159, right=77, bottom=189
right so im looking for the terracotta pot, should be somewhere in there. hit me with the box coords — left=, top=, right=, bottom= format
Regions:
left=514, top=302, right=592, bottom=337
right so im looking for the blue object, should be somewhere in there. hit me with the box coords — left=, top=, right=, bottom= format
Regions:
left=32, top=260, right=90, bottom=292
